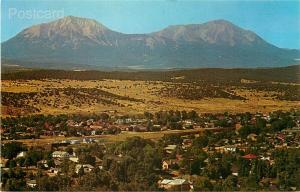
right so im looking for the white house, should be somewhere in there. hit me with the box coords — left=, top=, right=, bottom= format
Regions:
left=162, top=159, right=178, bottom=170
left=16, top=151, right=27, bottom=158
left=164, top=145, right=177, bottom=154
left=69, top=157, right=79, bottom=163
left=82, top=138, right=94, bottom=144
left=159, top=179, right=190, bottom=191
left=75, top=164, right=94, bottom=174
left=70, top=140, right=81, bottom=145
left=224, top=145, right=237, bottom=153
left=26, top=180, right=37, bottom=188
left=52, top=151, right=70, bottom=158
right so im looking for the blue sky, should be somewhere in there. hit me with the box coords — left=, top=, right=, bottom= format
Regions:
left=2, top=0, right=300, bottom=49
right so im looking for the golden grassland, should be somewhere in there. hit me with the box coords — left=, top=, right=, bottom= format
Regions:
left=1, top=79, right=300, bottom=117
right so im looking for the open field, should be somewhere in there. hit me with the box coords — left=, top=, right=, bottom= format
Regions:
left=2, top=78, right=300, bottom=117
left=2, top=66, right=300, bottom=116
left=1, top=127, right=227, bottom=147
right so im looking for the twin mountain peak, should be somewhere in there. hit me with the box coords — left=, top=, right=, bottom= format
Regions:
left=2, top=16, right=299, bottom=69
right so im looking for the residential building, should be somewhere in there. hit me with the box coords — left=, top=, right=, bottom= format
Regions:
left=52, top=151, right=70, bottom=158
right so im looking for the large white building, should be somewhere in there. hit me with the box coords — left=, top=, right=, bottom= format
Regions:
left=52, top=151, right=70, bottom=158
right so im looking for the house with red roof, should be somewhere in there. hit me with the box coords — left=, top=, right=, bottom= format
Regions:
left=242, top=154, right=257, bottom=159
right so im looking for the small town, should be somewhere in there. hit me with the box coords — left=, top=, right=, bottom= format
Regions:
left=1, top=109, right=300, bottom=191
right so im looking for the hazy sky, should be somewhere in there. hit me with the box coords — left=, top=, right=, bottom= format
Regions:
left=2, top=0, right=300, bottom=49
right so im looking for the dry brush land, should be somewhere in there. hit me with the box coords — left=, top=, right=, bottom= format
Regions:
left=2, top=78, right=299, bottom=117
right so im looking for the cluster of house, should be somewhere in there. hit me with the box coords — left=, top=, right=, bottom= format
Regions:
left=158, top=142, right=192, bottom=190
left=1, top=115, right=205, bottom=141
left=157, top=124, right=300, bottom=191
left=3, top=111, right=293, bottom=141
left=2, top=111, right=299, bottom=190
left=25, top=149, right=104, bottom=188
left=0, top=143, right=105, bottom=189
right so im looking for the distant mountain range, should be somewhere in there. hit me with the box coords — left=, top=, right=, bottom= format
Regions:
left=2, top=16, right=300, bottom=69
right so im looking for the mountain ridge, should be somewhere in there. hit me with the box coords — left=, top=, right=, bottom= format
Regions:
left=152, top=19, right=263, bottom=46
left=2, top=16, right=299, bottom=69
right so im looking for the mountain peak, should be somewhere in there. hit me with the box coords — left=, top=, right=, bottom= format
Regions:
left=201, top=19, right=242, bottom=30
left=55, top=15, right=104, bottom=27
left=17, top=15, right=121, bottom=48
left=61, top=15, right=83, bottom=20
left=47, top=15, right=110, bottom=34
left=209, top=19, right=235, bottom=25
left=153, top=19, right=261, bottom=46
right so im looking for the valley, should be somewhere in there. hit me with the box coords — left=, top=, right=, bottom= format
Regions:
left=2, top=67, right=300, bottom=117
